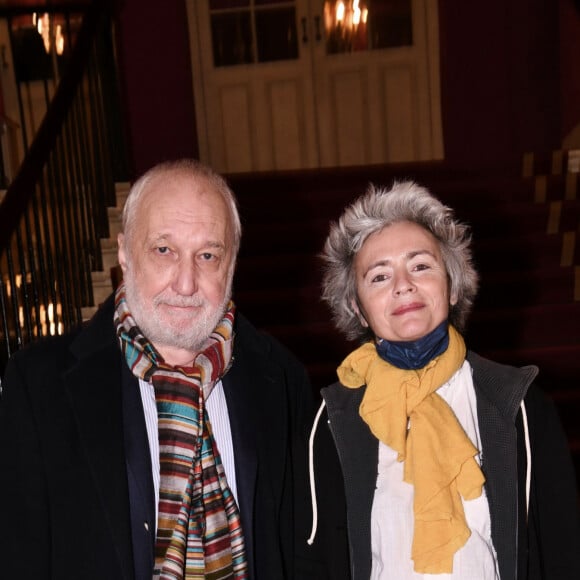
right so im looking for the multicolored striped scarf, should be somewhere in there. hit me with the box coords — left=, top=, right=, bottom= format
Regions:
left=114, top=284, right=248, bottom=579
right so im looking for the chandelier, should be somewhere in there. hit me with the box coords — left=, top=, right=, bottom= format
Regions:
left=32, top=12, right=65, bottom=56
left=324, top=0, right=369, bottom=54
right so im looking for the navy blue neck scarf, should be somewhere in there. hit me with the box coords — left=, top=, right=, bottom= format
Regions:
left=375, top=320, right=450, bottom=370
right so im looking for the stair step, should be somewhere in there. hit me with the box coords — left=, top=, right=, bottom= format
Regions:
left=232, top=163, right=532, bottom=206
left=100, top=242, right=118, bottom=272
left=453, top=303, right=579, bottom=349
left=235, top=265, right=578, bottom=332
left=81, top=305, right=97, bottom=321
left=235, top=253, right=322, bottom=291
left=528, top=173, right=579, bottom=202
left=237, top=200, right=580, bottom=260
left=256, top=300, right=580, bottom=370
left=235, top=286, right=327, bottom=327
left=236, top=179, right=536, bottom=226
left=477, top=266, right=578, bottom=308
left=115, top=181, right=131, bottom=210
left=91, top=270, right=113, bottom=305
left=464, top=199, right=580, bottom=238
left=474, top=232, right=574, bottom=271
left=107, top=207, right=122, bottom=238
left=235, top=232, right=577, bottom=294
left=475, top=344, right=580, bottom=390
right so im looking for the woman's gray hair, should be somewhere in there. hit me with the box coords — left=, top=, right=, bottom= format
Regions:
left=321, top=181, right=479, bottom=342
left=122, top=159, right=242, bottom=256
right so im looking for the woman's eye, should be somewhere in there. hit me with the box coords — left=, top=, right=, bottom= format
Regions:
left=371, top=273, right=388, bottom=283
left=414, top=263, right=430, bottom=271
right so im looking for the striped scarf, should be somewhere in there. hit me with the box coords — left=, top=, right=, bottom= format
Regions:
left=114, top=284, right=248, bottom=579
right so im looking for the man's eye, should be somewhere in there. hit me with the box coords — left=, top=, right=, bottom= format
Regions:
left=157, top=246, right=170, bottom=254
left=200, top=252, right=215, bottom=261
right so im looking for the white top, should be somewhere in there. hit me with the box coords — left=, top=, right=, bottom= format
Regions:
left=139, top=378, right=238, bottom=532
left=370, top=360, right=500, bottom=580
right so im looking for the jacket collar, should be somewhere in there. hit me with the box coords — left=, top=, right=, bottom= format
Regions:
left=466, top=350, right=537, bottom=421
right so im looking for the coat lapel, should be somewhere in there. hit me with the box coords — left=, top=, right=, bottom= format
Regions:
left=121, top=361, right=156, bottom=577
left=63, top=302, right=135, bottom=579
left=222, top=316, right=289, bottom=579
left=222, top=357, right=258, bottom=554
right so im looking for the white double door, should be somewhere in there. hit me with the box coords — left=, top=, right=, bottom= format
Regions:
left=186, top=0, right=443, bottom=173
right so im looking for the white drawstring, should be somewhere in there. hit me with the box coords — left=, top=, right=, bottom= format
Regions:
left=520, top=399, right=531, bottom=519
left=306, top=399, right=326, bottom=545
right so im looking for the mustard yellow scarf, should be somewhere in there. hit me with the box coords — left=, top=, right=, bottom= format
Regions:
left=337, top=325, right=485, bottom=574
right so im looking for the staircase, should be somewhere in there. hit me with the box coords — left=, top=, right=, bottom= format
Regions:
left=0, top=1, right=129, bottom=370
left=226, top=152, right=580, bottom=482
left=83, top=182, right=131, bottom=320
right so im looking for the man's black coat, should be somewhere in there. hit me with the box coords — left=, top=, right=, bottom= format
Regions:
left=0, top=295, right=326, bottom=579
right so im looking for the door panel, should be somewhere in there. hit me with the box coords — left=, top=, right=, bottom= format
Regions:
left=382, top=65, right=418, bottom=162
left=188, top=0, right=319, bottom=173
left=330, top=69, right=369, bottom=166
left=219, top=85, right=254, bottom=172
left=269, top=79, right=309, bottom=169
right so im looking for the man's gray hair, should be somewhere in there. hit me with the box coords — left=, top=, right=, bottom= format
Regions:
left=321, top=181, right=479, bottom=342
left=122, top=159, right=242, bottom=256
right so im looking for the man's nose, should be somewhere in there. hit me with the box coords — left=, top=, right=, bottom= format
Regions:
left=172, top=259, right=198, bottom=295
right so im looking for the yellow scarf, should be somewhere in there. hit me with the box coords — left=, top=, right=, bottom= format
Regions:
left=337, top=326, right=485, bottom=574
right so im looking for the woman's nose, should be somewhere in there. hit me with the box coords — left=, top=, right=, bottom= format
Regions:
left=393, top=272, right=415, bottom=295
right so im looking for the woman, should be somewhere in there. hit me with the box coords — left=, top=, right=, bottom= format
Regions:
left=308, top=181, right=580, bottom=579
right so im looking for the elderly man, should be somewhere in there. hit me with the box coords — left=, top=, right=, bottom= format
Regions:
left=0, top=160, right=331, bottom=579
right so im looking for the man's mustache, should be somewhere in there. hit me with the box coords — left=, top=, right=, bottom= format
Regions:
left=153, top=294, right=206, bottom=308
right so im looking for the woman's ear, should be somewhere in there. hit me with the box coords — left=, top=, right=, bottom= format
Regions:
left=351, top=298, right=369, bottom=328
left=450, top=289, right=458, bottom=307
left=446, top=275, right=458, bottom=307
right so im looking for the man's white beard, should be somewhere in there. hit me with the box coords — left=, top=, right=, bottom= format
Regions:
left=123, top=266, right=232, bottom=354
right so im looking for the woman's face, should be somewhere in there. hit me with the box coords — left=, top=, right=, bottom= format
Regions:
left=353, top=220, right=456, bottom=342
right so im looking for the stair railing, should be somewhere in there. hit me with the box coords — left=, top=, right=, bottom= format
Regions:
left=0, top=0, right=128, bottom=374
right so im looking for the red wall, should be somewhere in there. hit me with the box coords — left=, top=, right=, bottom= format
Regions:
left=115, top=0, right=198, bottom=178
left=560, top=0, right=580, bottom=141
left=438, top=0, right=562, bottom=167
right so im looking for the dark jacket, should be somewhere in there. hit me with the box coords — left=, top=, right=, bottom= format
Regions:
left=0, top=295, right=320, bottom=579
left=317, top=351, right=580, bottom=579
